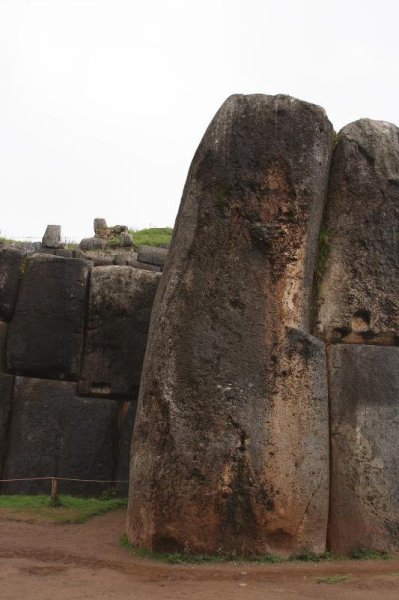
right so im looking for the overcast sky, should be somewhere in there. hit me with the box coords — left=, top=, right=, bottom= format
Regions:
left=0, top=0, right=398, bottom=241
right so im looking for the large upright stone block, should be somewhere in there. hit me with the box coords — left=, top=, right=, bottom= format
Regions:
left=328, top=345, right=399, bottom=554
left=42, top=224, right=62, bottom=249
left=7, top=254, right=91, bottom=380
left=57, top=394, right=119, bottom=496
left=2, top=377, right=118, bottom=495
left=316, top=119, right=399, bottom=343
left=79, top=266, right=161, bottom=398
left=0, top=249, right=25, bottom=321
left=127, top=94, right=334, bottom=556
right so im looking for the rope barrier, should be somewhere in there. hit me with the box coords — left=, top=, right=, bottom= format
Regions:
left=0, top=476, right=129, bottom=504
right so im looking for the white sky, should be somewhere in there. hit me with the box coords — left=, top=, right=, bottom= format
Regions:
left=0, top=0, right=398, bottom=241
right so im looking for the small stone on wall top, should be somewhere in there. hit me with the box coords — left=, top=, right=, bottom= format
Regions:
left=42, top=225, right=62, bottom=249
left=94, top=218, right=107, bottom=237
left=81, top=218, right=134, bottom=249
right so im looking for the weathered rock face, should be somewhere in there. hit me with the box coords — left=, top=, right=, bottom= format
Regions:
left=0, top=321, right=13, bottom=472
left=81, top=219, right=134, bottom=251
left=129, top=260, right=161, bottom=272
left=115, top=399, right=138, bottom=496
left=7, top=254, right=91, bottom=380
left=2, top=377, right=67, bottom=494
left=137, top=245, right=168, bottom=268
left=80, top=237, right=107, bottom=251
left=0, top=373, right=13, bottom=472
left=127, top=94, right=334, bottom=555
left=79, top=267, right=161, bottom=398
left=328, top=345, right=399, bottom=554
left=113, top=253, right=138, bottom=266
left=2, top=377, right=118, bottom=495
left=56, top=395, right=119, bottom=496
left=0, top=245, right=159, bottom=497
left=0, top=249, right=25, bottom=322
left=119, top=232, right=134, bottom=247
left=315, top=119, right=399, bottom=343
left=94, top=218, right=107, bottom=235
left=0, top=320, right=8, bottom=371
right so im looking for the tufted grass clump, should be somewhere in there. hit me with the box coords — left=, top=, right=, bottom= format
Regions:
left=349, top=546, right=393, bottom=560
left=317, top=575, right=352, bottom=585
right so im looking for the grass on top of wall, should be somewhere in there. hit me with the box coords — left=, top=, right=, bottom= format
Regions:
left=130, top=227, right=173, bottom=247
left=0, top=494, right=127, bottom=524
left=0, top=237, right=20, bottom=245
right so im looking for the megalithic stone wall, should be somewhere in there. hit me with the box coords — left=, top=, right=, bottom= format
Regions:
left=2, top=98, right=399, bottom=555
left=315, top=119, right=399, bottom=554
left=0, top=252, right=160, bottom=496
left=2, top=377, right=118, bottom=496
left=127, top=94, right=334, bottom=556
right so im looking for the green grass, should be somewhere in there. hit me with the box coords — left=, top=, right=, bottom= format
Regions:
left=318, top=551, right=340, bottom=561
left=120, top=536, right=395, bottom=566
left=291, top=550, right=322, bottom=562
left=317, top=575, right=352, bottom=585
left=1, top=228, right=174, bottom=249
left=120, top=535, right=282, bottom=564
left=130, top=227, right=173, bottom=247
left=0, top=494, right=127, bottom=524
left=0, top=236, right=19, bottom=245
left=290, top=550, right=342, bottom=562
left=349, top=547, right=393, bottom=560
left=292, top=548, right=393, bottom=563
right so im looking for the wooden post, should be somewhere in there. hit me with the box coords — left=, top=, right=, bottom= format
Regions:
left=50, top=478, right=59, bottom=506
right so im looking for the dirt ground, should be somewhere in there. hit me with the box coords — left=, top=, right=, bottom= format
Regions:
left=1, top=509, right=399, bottom=600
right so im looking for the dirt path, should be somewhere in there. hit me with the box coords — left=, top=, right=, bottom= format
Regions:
left=1, top=509, right=399, bottom=599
